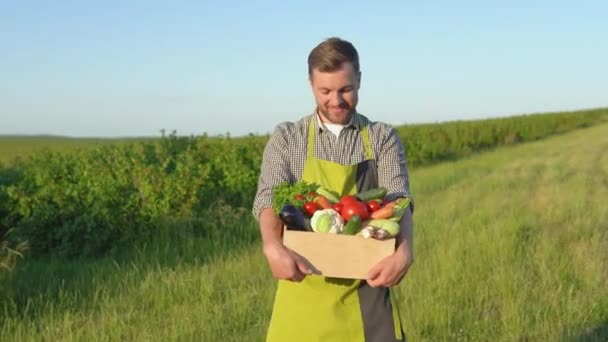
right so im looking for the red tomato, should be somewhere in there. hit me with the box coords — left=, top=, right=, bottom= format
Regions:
left=367, top=200, right=381, bottom=212
left=339, top=195, right=358, bottom=204
left=341, top=201, right=369, bottom=221
left=332, top=203, right=344, bottom=214
left=294, top=194, right=306, bottom=201
left=308, top=191, right=317, bottom=198
left=303, top=202, right=320, bottom=216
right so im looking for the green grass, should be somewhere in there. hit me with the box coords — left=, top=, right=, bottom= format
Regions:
left=1, top=124, right=608, bottom=341
left=398, top=123, right=608, bottom=341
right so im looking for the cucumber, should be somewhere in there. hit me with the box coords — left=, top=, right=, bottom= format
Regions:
left=355, top=187, right=388, bottom=202
left=316, top=187, right=341, bottom=203
left=343, top=215, right=362, bottom=235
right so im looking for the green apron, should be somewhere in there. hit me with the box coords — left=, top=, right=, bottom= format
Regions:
left=266, top=114, right=405, bottom=342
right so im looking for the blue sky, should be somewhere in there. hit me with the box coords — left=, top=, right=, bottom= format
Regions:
left=1, top=1, right=606, bottom=137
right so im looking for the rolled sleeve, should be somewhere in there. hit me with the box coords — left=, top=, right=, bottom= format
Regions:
left=377, top=126, right=415, bottom=214
left=252, top=124, right=293, bottom=220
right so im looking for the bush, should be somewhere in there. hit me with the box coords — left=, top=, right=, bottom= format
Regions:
left=0, top=108, right=606, bottom=258
left=396, top=108, right=608, bottom=167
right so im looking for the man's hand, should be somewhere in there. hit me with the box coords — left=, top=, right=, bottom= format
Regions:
left=264, top=241, right=312, bottom=282
left=367, top=202, right=414, bottom=288
left=366, top=247, right=413, bottom=288
left=259, top=208, right=311, bottom=282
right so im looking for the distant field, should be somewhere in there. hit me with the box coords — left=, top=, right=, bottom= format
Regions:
left=2, top=107, right=607, bottom=167
left=1, top=123, right=606, bottom=341
left=0, top=136, right=137, bottom=164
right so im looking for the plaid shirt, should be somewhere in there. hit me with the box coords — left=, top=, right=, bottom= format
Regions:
left=252, top=111, right=414, bottom=220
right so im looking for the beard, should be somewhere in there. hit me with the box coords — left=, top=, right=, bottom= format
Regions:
left=317, top=103, right=354, bottom=125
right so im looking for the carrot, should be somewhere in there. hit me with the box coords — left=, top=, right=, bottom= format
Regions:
left=370, top=205, right=394, bottom=219
left=314, top=195, right=333, bottom=209
left=382, top=200, right=398, bottom=210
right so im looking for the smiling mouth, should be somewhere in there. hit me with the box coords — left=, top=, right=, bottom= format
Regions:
left=331, top=106, right=348, bottom=112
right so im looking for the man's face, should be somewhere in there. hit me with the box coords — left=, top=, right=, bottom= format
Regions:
left=309, top=62, right=361, bottom=125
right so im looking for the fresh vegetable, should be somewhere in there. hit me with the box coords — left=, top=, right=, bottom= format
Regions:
left=274, top=183, right=407, bottom=240
left=355, top=187, right=388, bottom=202
left=366, top=200, right=381, bottom=213
left=272, top=180, right=319, bottom=214
left=374, top=229, right=389, bottom=240
left=357, top=219, right=400, bottom=239
left=279, top=204, right=310, bottom=231
left=366, top=219, right=400, bottom=237
left=332, top=203, right=344, bottom=214
left=341, top=200, right=370, bottom=221
left=339, top=195, right=358, bottom=205
left=310, top=209, right=344, bottom=234
left=343, top=214, right=362, bottom=235
left=370, top=197, right=411, bottom=220
left=370, top=205, right=394, bottom=219
left=303, top=202, right=320, bottom=216
left=314, top=195, right=333, bottom=209
left=315, top=187, right=341, bottom=203
left=388, top=197, right=411, bottom=222
left=358, top=226, right=375, bottom=239
left=382, top=200, right=399, bottom=210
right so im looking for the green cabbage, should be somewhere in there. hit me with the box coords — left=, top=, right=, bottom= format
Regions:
left=310, top=209, right=344, bottom=234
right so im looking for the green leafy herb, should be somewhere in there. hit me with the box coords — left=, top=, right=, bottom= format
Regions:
left=272, top=180, right=319, bottom=214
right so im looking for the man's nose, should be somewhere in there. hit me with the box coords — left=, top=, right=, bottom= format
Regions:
left=330, top=92, right=344, bottom=106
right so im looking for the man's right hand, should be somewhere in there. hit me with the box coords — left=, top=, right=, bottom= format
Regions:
left=263, top=242, right=311, bottom=282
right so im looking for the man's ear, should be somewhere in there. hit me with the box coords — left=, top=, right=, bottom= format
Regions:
left=357, top=71, right=362, bottom=89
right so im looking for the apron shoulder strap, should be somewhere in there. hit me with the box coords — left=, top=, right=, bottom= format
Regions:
left=356, top=114, right=373, bottom=160
left=307, top=116, right=316, bottom=159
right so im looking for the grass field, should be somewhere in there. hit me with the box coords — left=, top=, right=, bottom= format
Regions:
left=1, top=124, right=607, bottom=341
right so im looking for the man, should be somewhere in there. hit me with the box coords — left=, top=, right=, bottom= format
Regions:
left=252, top=37, right=414, bottom=342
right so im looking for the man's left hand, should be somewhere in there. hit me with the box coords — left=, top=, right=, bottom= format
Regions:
left=366, top=248, right=413, bottom=288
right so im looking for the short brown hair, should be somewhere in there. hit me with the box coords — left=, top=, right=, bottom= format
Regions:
left=308, top=37, right=360, bottom=77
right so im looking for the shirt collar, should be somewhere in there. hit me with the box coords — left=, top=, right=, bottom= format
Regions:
left=314, top=109, right=360, bottom=132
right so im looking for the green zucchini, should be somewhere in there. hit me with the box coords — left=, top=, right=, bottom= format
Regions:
left=355, top=187, right=388, bottom=202
left=343, top=215, right=362, bottom=235
left=316, top=187, right=341, bottom=203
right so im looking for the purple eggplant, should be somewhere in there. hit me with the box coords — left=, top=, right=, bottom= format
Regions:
left=279, top=204, right=310, bottom=231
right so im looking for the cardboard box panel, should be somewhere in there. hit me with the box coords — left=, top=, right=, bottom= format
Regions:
left=282, top=230, right=395, bottom=279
